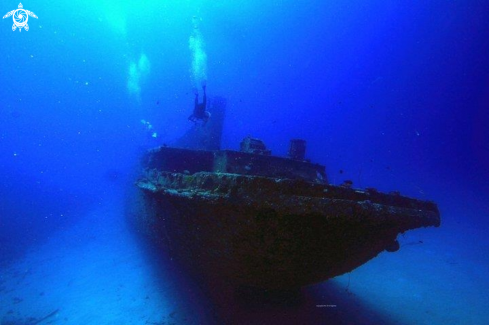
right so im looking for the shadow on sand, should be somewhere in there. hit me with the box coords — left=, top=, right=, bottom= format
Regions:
left=201, top=281, right=398, bottom=325
left=142, top=242, right=398, bottom=325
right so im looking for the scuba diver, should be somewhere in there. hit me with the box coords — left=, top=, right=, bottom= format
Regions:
left=189, top=84, right=211, bottom=124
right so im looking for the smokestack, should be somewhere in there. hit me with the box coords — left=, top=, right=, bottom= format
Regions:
left=288, top=139, right=306, bottom=160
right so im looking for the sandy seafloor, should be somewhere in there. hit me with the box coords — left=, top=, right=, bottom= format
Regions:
left=1, top=193, right=488, bottom=325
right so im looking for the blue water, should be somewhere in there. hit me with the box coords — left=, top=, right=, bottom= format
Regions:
left=1, top=1, right=488, bottom=324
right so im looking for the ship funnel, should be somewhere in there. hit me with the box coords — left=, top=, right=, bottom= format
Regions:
left=288, top=139, right=306, bottom=160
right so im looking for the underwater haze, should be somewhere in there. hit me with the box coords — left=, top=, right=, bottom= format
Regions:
left=1, top=0, right=488, bottom=324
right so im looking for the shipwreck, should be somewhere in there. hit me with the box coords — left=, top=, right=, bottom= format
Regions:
left=128, top=97, right=440, bottom=290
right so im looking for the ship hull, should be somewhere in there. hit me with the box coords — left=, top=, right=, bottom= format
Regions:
left=131, top=172, right=440, bottom=290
